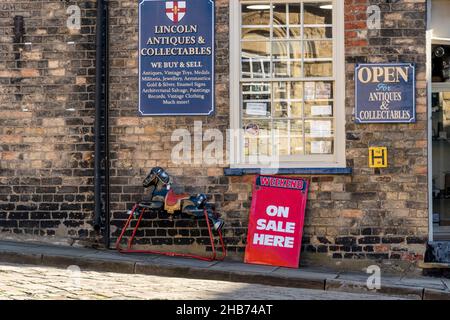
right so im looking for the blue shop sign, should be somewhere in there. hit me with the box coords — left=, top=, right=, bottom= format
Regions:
left=355, top=63, right=416, bottom=123
left=139, top=0, right=215, bottom=116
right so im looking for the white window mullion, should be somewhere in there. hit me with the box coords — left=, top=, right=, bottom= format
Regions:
left=300, top=2, right=306, bottom=155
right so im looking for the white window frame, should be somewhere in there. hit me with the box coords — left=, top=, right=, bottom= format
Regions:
left=229, top=0, right=346, bottom=168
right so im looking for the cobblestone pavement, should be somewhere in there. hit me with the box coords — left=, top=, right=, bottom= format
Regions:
left=0, top=263, right=405, bottom=300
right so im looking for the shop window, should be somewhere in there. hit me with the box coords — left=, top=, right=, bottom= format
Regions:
left=230, top=0, right=345, bottom=168
left=432, top=44, right=450, bottom=83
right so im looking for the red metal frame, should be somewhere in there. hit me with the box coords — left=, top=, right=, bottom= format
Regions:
left=115, top=204, right=226, bottom=261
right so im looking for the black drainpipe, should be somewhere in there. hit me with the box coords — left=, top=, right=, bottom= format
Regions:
left=104, top=0, right=111, bottom=249
left=94, top=0, right=109, bottom=244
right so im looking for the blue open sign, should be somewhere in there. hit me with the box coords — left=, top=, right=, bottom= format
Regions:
left=355, top=63, right=416, bottom=123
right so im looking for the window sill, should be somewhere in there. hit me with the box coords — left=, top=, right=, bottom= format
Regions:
left=224, top=167, right=353, bottom=176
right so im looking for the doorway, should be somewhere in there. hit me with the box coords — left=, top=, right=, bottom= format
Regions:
left=429, top=0, right=450, bottom=241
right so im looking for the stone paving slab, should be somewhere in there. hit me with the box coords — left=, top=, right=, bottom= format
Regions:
left=337, top=271, right=401, bottom=282
left=134, top=261, right=194, bottom=279
left=151, top=255, right=219, bottom=268
left=423, top=288, right=450, bottom=300
left=1, top=240, right=450, bottom=300
left=31, top=245, right=99, bottom=258
left=0, top=251, right=43, bottom=265
left=0, top=240, right=44, bottom=248
left=269, top=268, right=337, bottom=290
left=396, top=277, right=447, bottom=291
left=325, top=278, right=424, bottom=300
left=41, top=254, right=137, bottom=274
left=209, top=261, right=278, bottom=273
left=82, top=251, right=151, bottom=262
left=272, top=267, right=338, bottom=280
left=330, top=270, right=447, bottom=291
left=335, top=271, right=408, bottom=292
left=0, top=244, right=47, bottom=254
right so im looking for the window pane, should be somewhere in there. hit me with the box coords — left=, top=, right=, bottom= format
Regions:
left=303, top=2, right=333, bottom=25
left=289, top=42, right=302, bottom=59
left=242, top=82, right=271, bottom=100
left=273, top=81, right=288, bottom=100
left=305, top=119, right=334, bottom=154
left=272, top=41, right=290, bottom=59
left=242, top=82, right=271, bottom=117
left=241, top=38, right=271, bottom=78
left=304, top=40, right=333, bottom=58
left=242, top=59, right=271, bottom=78
left=288, top=4, right=301, bottom=24
left=305, top=102, right=333, bottom=117
left=289, top=27, right=302, bottom=39
left=273, top=101, right=303, bottom=118
left=273, top=4, right=287, bottom=26
left=289, top=60, right=302, bottom=77
left=304, top=61, right=333, bottom=77
left=290, top=120, right=304, bottom=155
left=242, top=4, right=271, bottom=25
left=304, top=26, right=333, bottom=39
left=305, top=119, right=334, bottom=138
left=273, top=120, right=290, bottom=156
left=241, top=27, right=270, bottom=40
left=273, top=120, right=303, bottom=156
left=242, top=41, right=271, bottom=59
left=244, top=101, right=271, bottom=117
left=273, top=81, right=303, bottom=118
left=290, top=81, right=303, bottom=99
left=243, top=120, right=272, bottom=157
left=290, top=102, right=303, bottom=118
left=274, top=60, right=302, bottom=78
left=273, top=41, right=302, bottom=59
left=273, top=26, right=289, bottom=39
left=274, top=82, right=303, bottom=100
left=306, top=139, right=334, bottom=155
left=274, top=81, right=304, bottom=99
left=242, top=60, right=251, bottom=76
left=273, top=61, right=289, bottom=78
left=304, top=81, right=333, bottom=100
left=274, top=102, right=289, bottom=118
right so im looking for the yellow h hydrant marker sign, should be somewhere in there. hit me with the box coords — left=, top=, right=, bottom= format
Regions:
left=369, top=147, right=387, bottom=168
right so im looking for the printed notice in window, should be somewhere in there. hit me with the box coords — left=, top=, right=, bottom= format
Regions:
left=315, top=82, right=332, bottom=99
left=311, top=141, right=332, bottom=154
left=246, top=102, right=268, bottom=116
left=310, top=120, right=332, bottom=138
left=311, top=105, right=332, bottom=116
left=304, top=82, right=315, bottom=100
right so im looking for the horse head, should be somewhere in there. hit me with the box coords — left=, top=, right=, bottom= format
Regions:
left=143, top=167, right=171, bottom=189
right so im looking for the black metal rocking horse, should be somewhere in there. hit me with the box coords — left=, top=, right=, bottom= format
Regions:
left=115, top=167, right=226, bottom=261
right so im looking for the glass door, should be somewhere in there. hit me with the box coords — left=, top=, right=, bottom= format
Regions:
left=431, top=41, right=450, bottom=240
